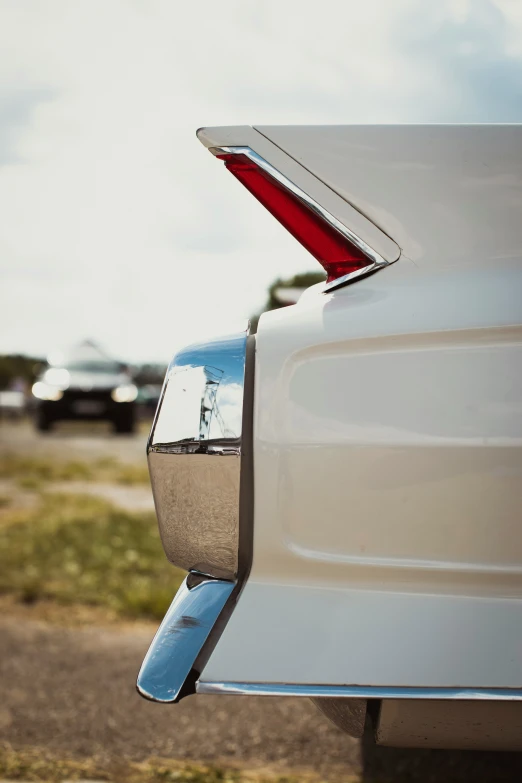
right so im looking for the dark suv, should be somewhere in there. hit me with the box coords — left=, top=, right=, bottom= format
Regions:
left=32, top=357, right=137, bottom=433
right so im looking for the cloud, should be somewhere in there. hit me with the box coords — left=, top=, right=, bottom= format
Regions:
left=0, top=0, right=521, bottom=362
left=0, top=88, right=55, bottom=165
left=398, top=0, right=522, bottom=121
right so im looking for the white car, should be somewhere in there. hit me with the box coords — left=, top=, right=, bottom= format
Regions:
left=138, top=125, right=522, bottom=751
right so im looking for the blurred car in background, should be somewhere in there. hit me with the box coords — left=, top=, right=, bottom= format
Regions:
left=136, top=383, right=163, bottom=418
left=32, top=341, right=137, bottom=433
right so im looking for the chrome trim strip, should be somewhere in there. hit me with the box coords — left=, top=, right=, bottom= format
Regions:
left=137, top=576, right=234, bottom=703
left=196, top=681, right=522, bottom=701
left=210, top=146, right=393, bottom=291
left=322, top=261, right=384, bottom=292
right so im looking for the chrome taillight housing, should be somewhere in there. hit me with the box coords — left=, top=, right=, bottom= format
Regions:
left=147, top=325, right=250, bottom=581
left=138, top=325, right=252, bottom=704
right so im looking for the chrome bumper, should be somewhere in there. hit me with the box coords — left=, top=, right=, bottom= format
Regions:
left=137, top=575, right=234, bottom=702
left=137, top=325, right=253, bottom=702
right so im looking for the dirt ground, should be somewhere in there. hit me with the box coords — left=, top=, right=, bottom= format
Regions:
left=0, top=612, right=362, bottom=777
left=2, top=419, right=522, bottom=781
left=0, top=418, right=149, bottom=464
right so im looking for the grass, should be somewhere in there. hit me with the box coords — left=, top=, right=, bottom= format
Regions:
left=0, top=491, right=184, bottom=620
left=0, top=745, right=332, bottom=783
left=0, top=453, right=150, bottom=486
left=16, top=476, right=44, bottom=491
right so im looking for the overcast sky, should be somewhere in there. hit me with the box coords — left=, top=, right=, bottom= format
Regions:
left=1, top=0, right=522, bottom=363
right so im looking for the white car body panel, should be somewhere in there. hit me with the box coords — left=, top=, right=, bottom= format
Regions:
left=197, top=123, right=522, bottom=691
left=254, top=124, right=522, bottom=268
left=201, top=259, right=522, bottom=688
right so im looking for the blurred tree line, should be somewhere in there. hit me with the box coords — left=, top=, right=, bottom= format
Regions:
left=132, top=363, right=167, bottom=386
left=0, top=354, right=43, bottom=390
left=0, top=355, right=167, bottom=391
left=250, top=270, right=325, bottom=332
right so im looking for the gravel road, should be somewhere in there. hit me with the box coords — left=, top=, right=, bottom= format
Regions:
left=0, top=614, right=361, bottom=779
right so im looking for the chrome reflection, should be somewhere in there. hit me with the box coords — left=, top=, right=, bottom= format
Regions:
left=196, top=681, right=522, bottom=701
left=137, top=575, right=234, bottom=703
left=147, top=326, right=248, bottom=579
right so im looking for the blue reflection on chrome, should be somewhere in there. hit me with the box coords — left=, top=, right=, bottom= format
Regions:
left=137, top=576, right=234, bottom=703
left=149, top=327, right=247, bottom=452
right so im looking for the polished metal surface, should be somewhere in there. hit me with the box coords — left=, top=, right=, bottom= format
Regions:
left=322, top=261, right=383, bottom=292
left=209, top=145, right=392, bottom=290
left=147, top=326, right=248, bottom=579
left=139, top=326, right=252, bottom=705
left=137, top=575, right=234, bottom=703
left=196, top=681, right=522, bottom=701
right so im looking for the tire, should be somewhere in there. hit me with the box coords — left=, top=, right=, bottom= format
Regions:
left=112, top=408, right=135, bottom=434
left=36, top=411, right=53, bottom=432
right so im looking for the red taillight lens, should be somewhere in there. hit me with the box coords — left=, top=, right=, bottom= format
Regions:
left=217, top=153, right=370, bottom=282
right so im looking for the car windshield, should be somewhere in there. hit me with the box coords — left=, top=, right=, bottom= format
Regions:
left=64, top=360, right=122, bottom=374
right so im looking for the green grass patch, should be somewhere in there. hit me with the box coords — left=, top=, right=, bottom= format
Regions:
left=0, top=492, right=183, bottom=620
left=0, top=453, right=150, bottom=485
left=0, top=745, right=322, bottom=783
left=16, top=476, right=44, bottom=491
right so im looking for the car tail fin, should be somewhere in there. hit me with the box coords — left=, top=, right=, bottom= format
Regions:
left=197, top=126, right=400, bottom=290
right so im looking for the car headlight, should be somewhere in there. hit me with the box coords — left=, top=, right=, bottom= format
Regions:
left=32, top=382, right=64, bottom=401
left=43, top=368, right=70, bottom=390
left=111, top=384, right=138, bottom=403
